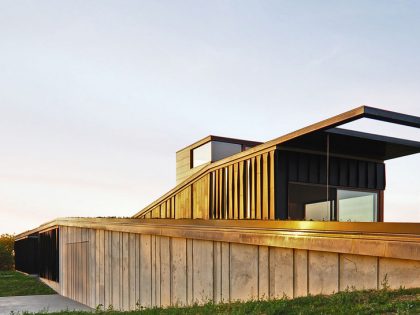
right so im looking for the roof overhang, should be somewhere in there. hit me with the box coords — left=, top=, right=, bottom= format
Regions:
left=277, top=106, right=420, bottom=161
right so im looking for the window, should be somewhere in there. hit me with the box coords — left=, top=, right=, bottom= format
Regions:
left=192, top=142, right=212, bottom=168
left=288, top=183, right=335, bottom=220
left=288, top=183, right=379, bottom=222
left=305, top=200, right=333, bottom=221
left=337, top=190, right=377, bottom=222
left=191, top=141, right=242, bottom=169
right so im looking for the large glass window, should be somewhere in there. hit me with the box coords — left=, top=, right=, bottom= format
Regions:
left=288, top=183, right=335, bottom=221
left=192, top=142, right=212, bottom=168
left=288, top=183, right=379, bottom=222
left=337, top=190, right=377, bottom=222
left=305, top=201, right=333, bottom=221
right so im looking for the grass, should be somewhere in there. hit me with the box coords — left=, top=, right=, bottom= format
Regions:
left=0, top=270, right=56, bottom=297
left=30, top=287, right=420, bottom=315
left=1, top=271, right=418, bottom=314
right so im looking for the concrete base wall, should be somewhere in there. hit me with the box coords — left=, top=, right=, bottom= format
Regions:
left=58, top=226, right=420, bottom=310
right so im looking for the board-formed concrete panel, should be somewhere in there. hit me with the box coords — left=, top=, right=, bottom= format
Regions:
left=221, top=242, right=230, bottom=302
left=111, top=231, right=120, bottom=309
left=192, top=239, right=214, bottom=303
left=270, top=247, right=293, bottom=298
left=258, top=246, right=269, bottom=300
left=339, top=254, right=378, bottom=291
left=171, top=238, right=187, bottom=305
left=379, top=257, right=420, bottom=289
left=57, top=224, right=420, bottom=311
left=308, top=251, right=339, bottom=295
left=160, top=236, right=171, bottom=307
left=293, top=249, right=308, bottom=297
left=128, top=233, right=137, bottom=310
left=229, top=243, right=258, bottom=301
left=139, top=234, right=152, bottom=308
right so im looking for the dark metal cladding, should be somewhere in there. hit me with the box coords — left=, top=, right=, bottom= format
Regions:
left=14, top=228, right=59, bottom=282
left=14, top=235, right=39, bottom=275
left=275, top=149, right=386, bottom=220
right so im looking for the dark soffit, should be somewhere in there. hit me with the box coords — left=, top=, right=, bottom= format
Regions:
left=280, top=127, right=420, bottom=161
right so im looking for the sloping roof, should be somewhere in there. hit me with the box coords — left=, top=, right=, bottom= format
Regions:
left=133, top=105, right=419, bottom=218
left=279, top=106, right=420, bottom=161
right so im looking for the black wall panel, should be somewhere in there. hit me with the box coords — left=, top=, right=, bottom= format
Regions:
left=14, top=236, right=39, bottom=275
left=14, top=228, right=59, bottom=282
left=275, top=150, right=386, bottom=219
left=38, top=228, right=59, bottom=282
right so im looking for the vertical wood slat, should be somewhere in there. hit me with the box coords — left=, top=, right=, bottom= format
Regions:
left=227, top=165, right=233, bottom=219
left=256, top=155, right=262, bottom=219
left=221, top=168, right=226, bottom=219
left=262, top=153, right=269, bottom=220
left=269, top=150, right=275, bottom=220
left=218, top=168, right=223, bottom=219
left=209, top=172, right=214, bottom=219
left=165, top=200, right=170, bottom=219
left=233, top=163, right=239, bottom=219
left=250, top=157, right=255, bottom=219
left=239, top=160, right=245, bottom=219
left=192, top=180, right=198, bottom=219
left=223, top=168, right=227, bottom=219
left=245, top=161, right=249, bottom=219
left=215, top=169, right=219, bottom=219
left=160, top=202, right=166, bottom=219
left=219, top=168, right=223, bottom=219
left=192, top=174, right=210, bottom=219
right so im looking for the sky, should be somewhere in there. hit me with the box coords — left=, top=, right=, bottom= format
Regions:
left=0, top=1, right=419, bottom=234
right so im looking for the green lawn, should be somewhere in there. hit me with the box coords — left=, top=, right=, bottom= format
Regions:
left=36, top=287, right=420, bottom=315
left=0, top=270, right=56, bottom=297
left=1, top=270, right=418, bottom=314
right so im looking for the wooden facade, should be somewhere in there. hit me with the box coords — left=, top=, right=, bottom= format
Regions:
left=135, top=106, right=420, bottom=221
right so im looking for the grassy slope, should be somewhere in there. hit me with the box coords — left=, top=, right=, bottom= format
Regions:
left=38, top=287, right=419, bottom=315
left=0, top=270, right=55, bottom=297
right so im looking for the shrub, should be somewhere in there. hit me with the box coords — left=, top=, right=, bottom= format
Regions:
left=0, top=234, right=14, bottom=270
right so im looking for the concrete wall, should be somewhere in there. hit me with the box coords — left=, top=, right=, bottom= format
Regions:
left=58, top=225, right=420, bottom=310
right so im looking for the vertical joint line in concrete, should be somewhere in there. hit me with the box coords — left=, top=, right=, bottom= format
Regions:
left=292, top=248, right=295, bottom=299
left=306, top=250, right=309, bottom=296
left=257, top=245, right=260, bottom=299
left=337, top=253, right=340, bottom=292
left=376, top=257, right=380, bottom=290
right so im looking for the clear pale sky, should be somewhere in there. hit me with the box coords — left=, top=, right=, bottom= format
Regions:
left=1, top=1, right=419, bottom=234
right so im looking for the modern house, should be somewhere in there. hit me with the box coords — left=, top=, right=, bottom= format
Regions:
left=15, top=106, right=420, bottom=310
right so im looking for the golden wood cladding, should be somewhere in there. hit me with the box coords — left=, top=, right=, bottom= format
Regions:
left=134, top=106, right=379, bottom=219
left=139, top=149, right=277, bottom=220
